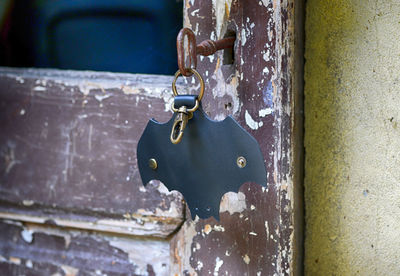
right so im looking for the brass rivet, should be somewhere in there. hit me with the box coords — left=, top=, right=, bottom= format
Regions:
left=149, top=158, right=158, bottom=170
left=237, top=156, right=246, bottom=168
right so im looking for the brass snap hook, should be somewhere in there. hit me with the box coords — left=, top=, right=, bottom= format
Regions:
left=170, top=106, right=189, bottom=144
left=170, top=68, right=204, bottom=144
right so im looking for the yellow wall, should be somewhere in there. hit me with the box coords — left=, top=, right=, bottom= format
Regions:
left=305, top=1, right=400, bottom=275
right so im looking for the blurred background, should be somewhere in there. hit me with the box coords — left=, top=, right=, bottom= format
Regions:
left=0, top=0, right=183, bottom=75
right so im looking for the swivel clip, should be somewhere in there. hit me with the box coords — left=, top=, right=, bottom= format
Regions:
left=170, top=68, right=203, bottom=144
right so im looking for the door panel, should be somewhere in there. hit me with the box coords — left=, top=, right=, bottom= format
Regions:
left=0, top=67, right=184, bottom=237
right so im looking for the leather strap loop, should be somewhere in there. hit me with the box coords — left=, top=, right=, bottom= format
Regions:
left=173, top=95, right=198, bottom=110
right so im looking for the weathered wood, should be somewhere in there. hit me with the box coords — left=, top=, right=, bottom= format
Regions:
left=0, top=219, right=170, bottom=275
left=0, top=67, right=186, bottom=238
left=171, top=0, right=304, bottom=275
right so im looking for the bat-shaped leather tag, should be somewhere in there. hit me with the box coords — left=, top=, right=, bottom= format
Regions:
left=137, top=103, right=267, bottom=220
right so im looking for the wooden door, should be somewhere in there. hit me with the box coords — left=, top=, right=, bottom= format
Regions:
left=170, top=1, right=304, bottom=275
left=0, top=0, right=303, bottom=275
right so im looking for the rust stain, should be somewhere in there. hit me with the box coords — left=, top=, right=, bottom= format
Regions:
left=203, top=224, right=212, bottom=235
left=9, top=257, right=21, bottom=264
left=225, top=2, right=230, bottom=19
left=214, top=57, right=221, bottom=74
left=174, top=246, right=182, bottom=269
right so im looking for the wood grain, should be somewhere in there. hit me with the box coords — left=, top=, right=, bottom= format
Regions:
left=0, top=67, right=186, bottom=238
left=0, top=220, right=170, bottom=275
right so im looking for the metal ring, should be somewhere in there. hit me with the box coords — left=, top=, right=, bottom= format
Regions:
left=176, top=28, right=197, bottom=77
left=172, top=68, right=204, bottom=102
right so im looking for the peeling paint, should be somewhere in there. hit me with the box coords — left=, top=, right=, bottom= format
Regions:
left=220, top=192, right=246, bottom=214
left=25, top=259, right=33, bottom=268
left=241, top=28, right=247, bottom=46
left=0, top=211, right=181, bottom=239
left=196, top=260, right=203, bottom=270
left=109, top=237, right=169, bottom=275
left=213, top=225, right=225, bottom=232
left=33, top=86, right=46, bottom=91
left=9, top=257, right=21, bottom=264
left=259, top=0, right=270, bottom=7
left=22, top=200, right=34, bottom=206
left=245, top=110, right=263, bottom=130
left=121, top=86, right=140, bottom=95
left=265, top=221, right=270, bottom=238
left=15, top=76, right=24, bottom=83
left=61, top=265, right=79, bottom=276
left=259, top=107, right=273, bottom=117
left=20, top=229, right=33, bottom=243
left=94, top=94, right=111, bottom=102
left=243, top=254, right=250, bottom=264
left=214, top=257, right=223, bottom=275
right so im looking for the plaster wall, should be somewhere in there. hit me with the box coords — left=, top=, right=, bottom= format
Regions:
left=305, top=1, right=400, bottom=275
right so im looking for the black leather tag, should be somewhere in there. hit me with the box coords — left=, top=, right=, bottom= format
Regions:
left=137, top=107, right=267, bottom=220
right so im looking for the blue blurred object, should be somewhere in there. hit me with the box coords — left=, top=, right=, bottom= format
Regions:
left=29, top=0, right=182, bottom=74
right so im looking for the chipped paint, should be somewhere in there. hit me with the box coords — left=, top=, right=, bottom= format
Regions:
left=214, top=257, right=223, bottom=275
left=8, top=69, right=181, bottom=112
left=243, top=254, right=250, bottom=264
left=212, top=0, right=232, bottom=38
left=259, top=107, right=273, bottom=117
left=26, top=259, right=33, bottom=268
left=170, top=220, right=197, bottom=275
left=15, top=76, right=24, bottom=83
left=22, top=200, right=34, bottom=206
left=265, top=221, right=270, bottom=237
left=0, top=211, right=181, bottom=238
left=94, top=94, right=111, bottom=102
left=9, top=257, right=21, bottom=264
left=61, top=265, right=79, bottom=276
left=33, top=86, right=46, bottom=91
left=213, top=225, right=225, bottom=232
left=245, top=110, right=263, bottom=130
left=196, top=260, right=203, bottom=270
left=20, top=229, right=33, bottom=243
left=0, top=221, right=169, bottom=275
left=135, top=200, right=183, bottom=219
left=209, top=70, right=240, bottom=117
left=109, top=237, right=169, bottom=275
left=241, top=28, right=247, bottom=46
left=259, top=0, right=270, bottom=7
left=219, top=191, right=246, bottom=214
